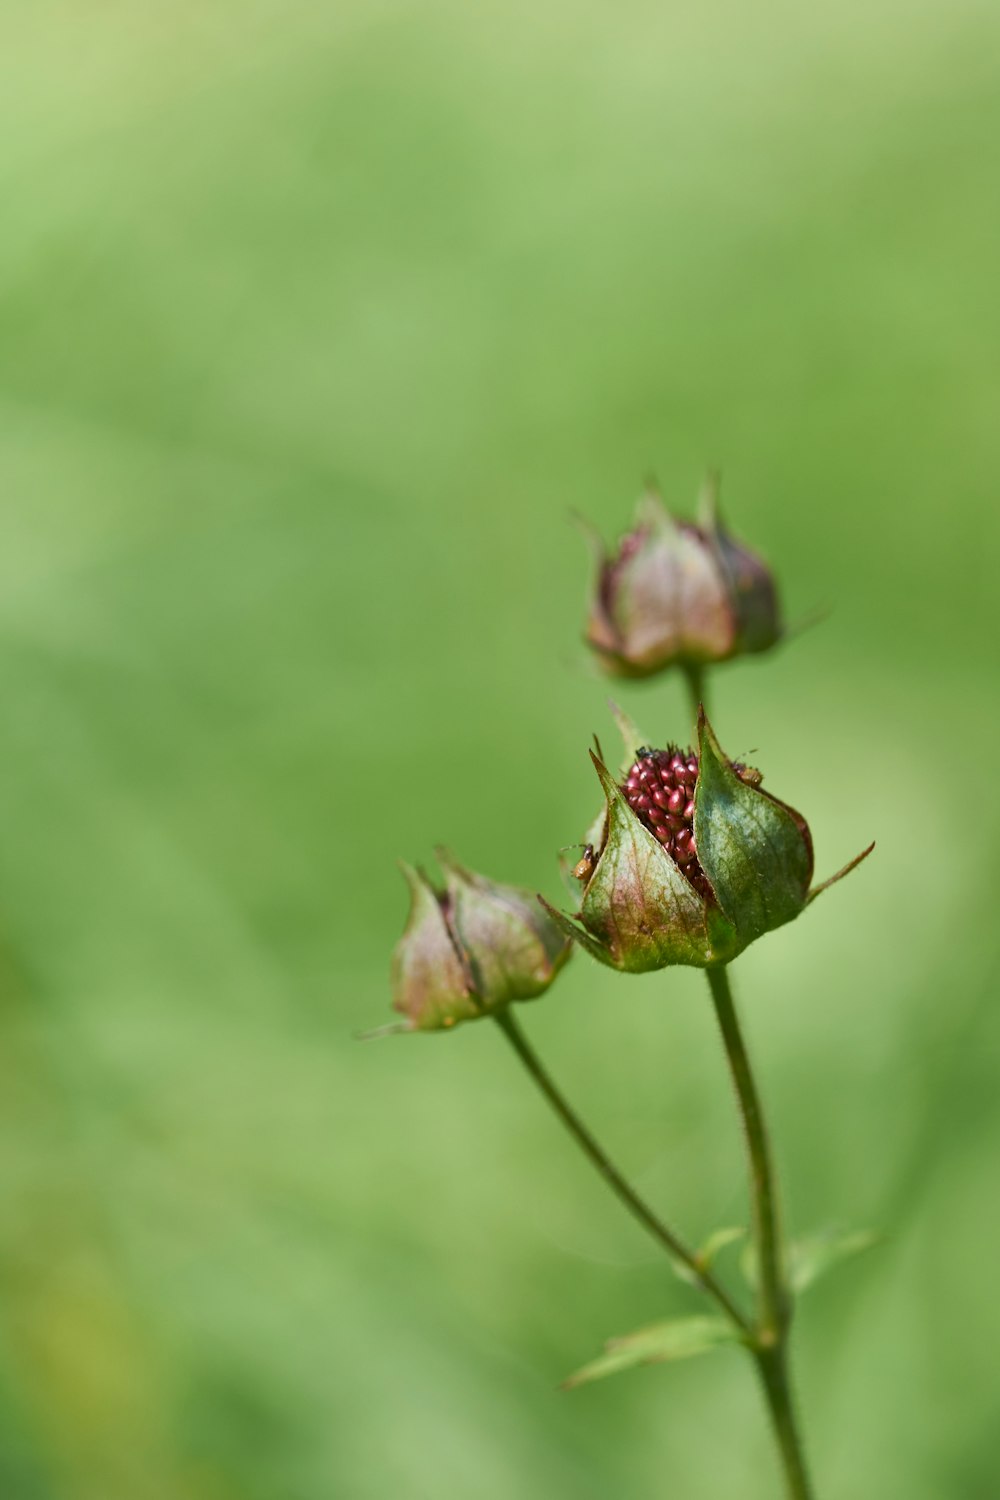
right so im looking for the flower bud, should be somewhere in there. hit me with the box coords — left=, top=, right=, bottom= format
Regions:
left=582, top=479, right=781, bottom=678
left=542, top=709, right=867, bottom=973
left=390, top=852, right=571, bottom=1032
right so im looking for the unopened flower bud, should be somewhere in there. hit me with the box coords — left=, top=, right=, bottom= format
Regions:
left=389, top=852, right=571, bottom=1032
left=582, top=478, right=781, bottom=678
left=543, top=709, right=870, bottom=973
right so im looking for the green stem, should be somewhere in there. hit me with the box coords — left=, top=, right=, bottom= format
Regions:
left=494, top=1007, right=750, bottom=1334
left=706, top=965, right=814, bottom=1500
left=706, top=966, right=785, bottom=1338
left=755, top=1346, right=814, bottom=1500
left=682, top=662, right=707, bottom=724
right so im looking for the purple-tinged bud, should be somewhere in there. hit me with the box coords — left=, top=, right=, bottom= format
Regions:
left=389, top=853, right=571, bottom=1033
left=541, top=708, right=872, bottom=974
left=581, top=478, right=782, bottom=679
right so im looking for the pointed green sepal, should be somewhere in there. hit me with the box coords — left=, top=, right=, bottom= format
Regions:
left=576, top=753, right=737, bottom=971
left=807, top=842, right=875, bottom=904
left=356, top=1020, right=413, bottom=1040
left=607, top=699, right=652, bottom=773
left=438, top=850, right=571, bottom=1007
left=387, top=855, right=570, bottom=1034
left=536, top=893, right=613, bottom=967
left=694, top=711, right=813, bottom=945
left=699, top=472, right=782, bottom=655
left=390, top=862, right=479, bottom=1032
left=579, top=702, right=654, bottom=861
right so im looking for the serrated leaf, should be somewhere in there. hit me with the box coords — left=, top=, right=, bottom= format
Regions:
left=563, top=1316, right=741, bottom=1390
left=790, top=1228, right=879, bottom=1293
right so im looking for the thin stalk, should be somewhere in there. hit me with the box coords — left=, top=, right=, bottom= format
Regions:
left=494, top=1007, right=750, bottom=1334
left=755, top=1346, right=815, bottom=1500
left=706, top=965, right=785, bottom=1338
left=706, top=964, right=814, bottom=1500
left=682, top=662, right=707, bottom=724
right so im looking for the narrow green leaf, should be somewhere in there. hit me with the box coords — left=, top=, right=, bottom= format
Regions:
left=790, top=1228, right=879, bottom=1293
left=672, top=1225, right=746, bottom=1287
left=563, top=1315, right=741, bottom=1389
left=740, top=1228, right=878, bottom=1294
left=700, top=1224, right=747, bottom=1266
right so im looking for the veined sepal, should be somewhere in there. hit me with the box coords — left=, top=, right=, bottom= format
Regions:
left=547, top=707, right=862, bottom=974
left=693, top=708, right=813, bottom=943
left=387, top=855, right=571, bottom=1033
left=540, top=751, right=740, bottom=973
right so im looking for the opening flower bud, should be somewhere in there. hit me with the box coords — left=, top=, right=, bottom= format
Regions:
left=582, top=479, right=782, bottom=678
left=541, top=710, right=833, bottom=973
left=390, top=852, right=571, bottom=1032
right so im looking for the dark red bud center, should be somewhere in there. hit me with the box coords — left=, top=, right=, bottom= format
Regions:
left=623, top=746, right=711, bottom=896
left=622, top=747, right=762, bottom=899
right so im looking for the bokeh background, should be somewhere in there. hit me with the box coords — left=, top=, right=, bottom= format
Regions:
left=1, top=2, right=999, bottom=1496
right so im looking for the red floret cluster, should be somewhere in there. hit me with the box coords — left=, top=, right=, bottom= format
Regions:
left=622, top=746, right=712, bottom=899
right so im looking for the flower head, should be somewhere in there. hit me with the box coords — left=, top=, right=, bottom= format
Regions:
left=389, top=852, right=571, bottom=1032
left=543, top=707, right=869, bottom=974
left=582, top=478, right=781, bottom=678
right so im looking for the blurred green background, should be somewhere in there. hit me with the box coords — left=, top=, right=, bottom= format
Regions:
left=1, top=2, right=999, bottom=1496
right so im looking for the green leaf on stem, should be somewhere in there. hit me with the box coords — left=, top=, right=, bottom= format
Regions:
left=789, top=1228, right=879, bottom=1293
left=672, top=1225, right=746, bottom=1287
left=740, top=1227, right=878, bottom=1293
left=563, top=1315, right=741, bottom=1389
left=700, top=1224, right=747, bottom=1266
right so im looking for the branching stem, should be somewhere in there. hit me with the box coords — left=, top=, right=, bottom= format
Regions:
left=494, top=1007, right=750, bottom=1334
